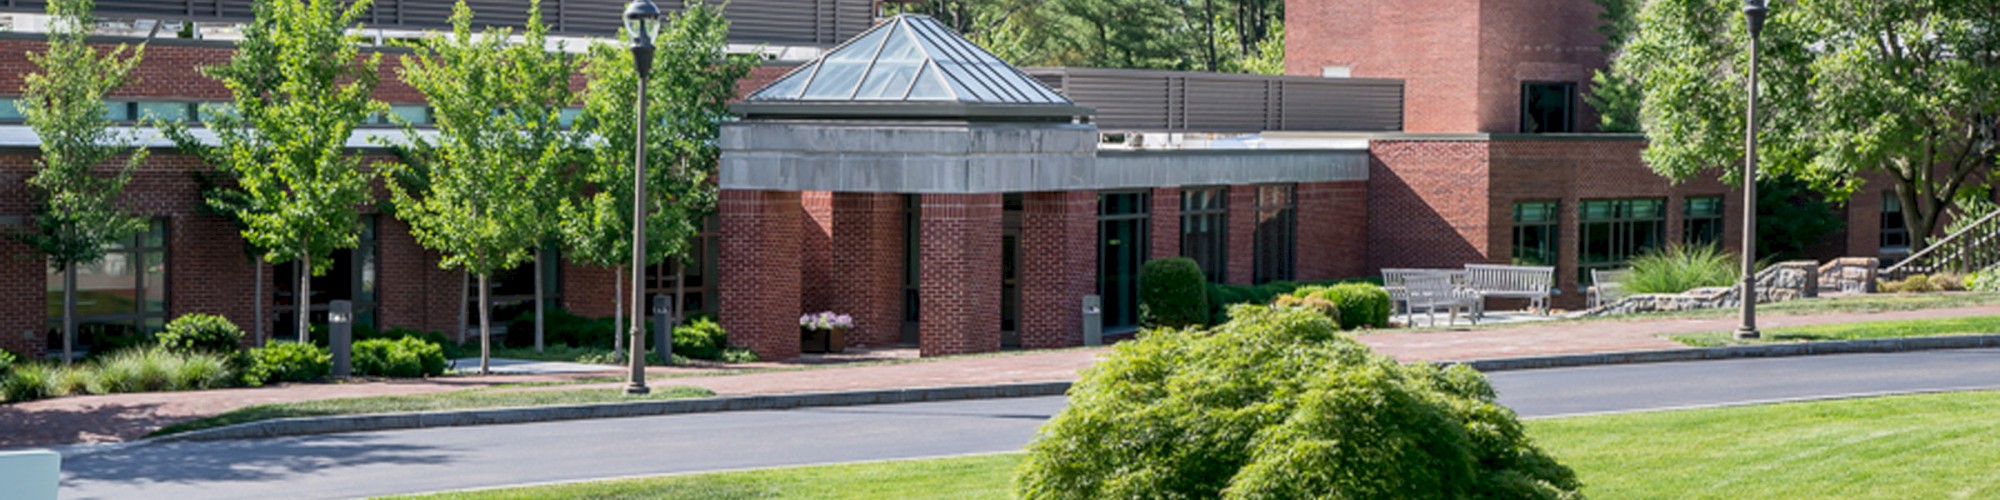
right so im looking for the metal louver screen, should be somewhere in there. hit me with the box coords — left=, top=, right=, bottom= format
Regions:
left=1027, top=67, right=1404, bottom=133
left=0, top=0, right=870, bottom=46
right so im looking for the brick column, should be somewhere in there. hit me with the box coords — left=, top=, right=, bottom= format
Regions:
left=1226, top=185, right=1257, bottom=285
left=1296, top=181, right=1369, bottom=281
left=720, top=190, right=804, bottom=361
left=918, top=193, right=1004, bottom=356
left=1150, top=188, right=1180, bottom=259
left=1020, top=191, right=1097, bottom=349
left=800, top=191, right=834, bottom=314
left=830, top=192, right=905, bottom=348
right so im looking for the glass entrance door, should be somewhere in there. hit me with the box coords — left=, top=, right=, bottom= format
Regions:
left=1098, top=192, right=1149, bottom=331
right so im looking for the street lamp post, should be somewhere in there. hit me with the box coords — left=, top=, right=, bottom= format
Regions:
left=1736, top=0, right=1768, bottom=340
left=624, top=0, right=662, bottom=395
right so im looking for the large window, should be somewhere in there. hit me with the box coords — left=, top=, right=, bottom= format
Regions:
left=1580, top=198, right=1666, bottom=280
left=1253, top=185, right=1297, bottom=284
left=1512, top=201, right=1559, bottom=266
left=479, top=245, right=563, bottom=325
left=276, top=215, right=378, bottom=338
left=1882, top=192, right=1911, bottom=253
left=1180, top=187, right=1227, bottom=283
left=643, top=216, right=719, bottom=317
left=1521, top=82, right=1576, bottom=133
left=1683, top=196, right=1725, bottom=247
left=46, top=218, right=169, bottom=356
left=1098, top=192, right=1150, bottom=330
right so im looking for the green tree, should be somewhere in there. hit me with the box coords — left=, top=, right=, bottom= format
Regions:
left=15, top=0, right=148, bottom=363
left=381, top=0, right=577, bottom=374
left=559, top=0, right=754, bottom=350
left=1584, top=0, right=1643, bottom=132
left=1616, top=0, right=2000, bottom=250
left=889, top=0, right=1283, bottom=74
left=166, top=0, right=383, bottom=343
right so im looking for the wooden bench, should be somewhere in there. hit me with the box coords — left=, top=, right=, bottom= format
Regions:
left=1463, top=264, right=1556, bottom=315
left=1383, top=268, right=1480, bottom=325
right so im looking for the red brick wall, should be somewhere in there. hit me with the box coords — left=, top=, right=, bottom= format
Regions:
left=1485, top=139, right=1736, bottom=307
left=1286, top=0, right=1610, bottom=134
left=918, top=193, right=1003, bottom=356
left=1225, top=185, right=1257, bottom=285
left=719, top=190, right=804, bottom=361
left=799, top=191, right=834, bottom=314
left=1286, top=0, right=1482, bottom=133
left=1296, top=180, right=1370, bottom=281
left=563, top=263, right=619, bottom=319
left=1368, top=141, right=1493, bottom=274
left=1020, top=191, right=1096, bottom=349
left=1476, top=0, right=1610, bottom=133
left=376, top=216, right=465, bottom=340
left=1149, top=188, right=1180, bottom=259
left=1, top=155, right=44, bottom=355
left=829, top=192, right=905, bottom=347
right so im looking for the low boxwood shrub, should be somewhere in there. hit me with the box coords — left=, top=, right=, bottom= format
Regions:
left=158, top=314, right=246, bottom=355
left=672, top=317, right=729, bottom=360
left=1206, top=278, right=1386, bottom=325
left=1139, top=258, right=1209, bottom=328
left=1882, top=274, right=1940, bottom=294
left=244, top=342, right=331, bottom=385
left=1295, top=283, right=1392, bottom=330
left=1015, top=305, right=1579, bottom=498
left=505, top=307, right=618, bottom=349
left=352, top=337, right=448, bottom=378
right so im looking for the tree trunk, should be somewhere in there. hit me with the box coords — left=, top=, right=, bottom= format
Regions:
left=534, top=247, right=545, bottom=353
left=479, top=273, right=492, bottom=375
left=254, top=263, right=265, bottom=347
left=613, top=269, right=624, bottom=356
left=298, top=251, right=311, bottom=344
left=62, top=264, right=76, bottom=365
left=673, top=259, right=686, bottom=327
left=457, top=270, right=469, bottom=343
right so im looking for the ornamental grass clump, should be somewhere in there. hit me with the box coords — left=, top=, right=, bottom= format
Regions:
left=1626, top=245, right=1739, bottom=294
left=1014, top=305, right=1580, bottom=499
left=88, top=347, right=236, bottom=394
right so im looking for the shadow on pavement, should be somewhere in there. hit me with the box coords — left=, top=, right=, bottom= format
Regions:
left=62, top=434, right=456, bottom=487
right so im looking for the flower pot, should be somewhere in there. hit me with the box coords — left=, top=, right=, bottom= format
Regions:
left=801, top=328, right=847, bottom=354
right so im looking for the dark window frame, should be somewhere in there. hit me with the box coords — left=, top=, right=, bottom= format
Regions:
left=1881, top=191, right=1911, bottom=253
left=1097, top=190, right=1151, bottom=331
left=1253, top=184, right=1297, bottom=284
left=1683, top=196, right=1726, bottom=247
left=1579, top=198, right=1667, bottom=281
left=1179, top=186, right=1228, bottom=283
left=1520, top=81, right=1577, bottom=134
left=1512, top=200, right=1560, bottom=267
left=45, top=217, right=171, bottom=355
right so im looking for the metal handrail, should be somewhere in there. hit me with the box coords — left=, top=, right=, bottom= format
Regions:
left=1882, top=209, right=2000, bottom=280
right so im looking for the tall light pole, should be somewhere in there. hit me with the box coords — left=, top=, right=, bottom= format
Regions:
left=624, top=0, right=661, bottom=395
left=1736, top=0, right=1768, bottom=340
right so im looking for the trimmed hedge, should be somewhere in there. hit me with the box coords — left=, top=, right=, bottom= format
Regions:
left=158, top=314, right=246, bottom=355
left=1290, top=283, right=1393, bottom=330
left=243, top=342, right=331, bottom=385
left=673, top=317, right=729, bottom=360
left=1139, top=258, right=1209, bottom=328
left=353, top=337, right=448, bottom=378
left=1015, top=305, right=1579, bottom=498
left=1206, top=277, right=1385, bottom=326
left=505, top=307, right=617, bottom=349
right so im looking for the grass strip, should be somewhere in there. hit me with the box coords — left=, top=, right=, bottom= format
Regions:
left=1671, top=314, right=2000, bottom=347
left=386, top=390, right=2000, bottom=499
left=1390, top=292, right=2000, bottom=334
left=150, top=385, right=714, bottom=437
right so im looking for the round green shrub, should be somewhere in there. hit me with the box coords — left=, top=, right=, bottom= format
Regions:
left=1014, top=305, right=1579, bottom=499
left=352, top=337, right=448, bottom=378
left=159, top=314, right=246, bottom=355
left=1315, top=283, right=1393, bottom=330
left=673, top=317, right=730, bottom=361
left=244, top=342, right=331, bottom=385
left=1139, top=258, right=1210, bottom=328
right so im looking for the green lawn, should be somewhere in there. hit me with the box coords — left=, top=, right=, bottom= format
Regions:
left=1395, top=292, right=2000, bottom=333
left=386, top=390, right=2000, bottom=499
left=1672, top=314, right=2000, bottom=347
left=151, top=385, right=714, bottom=437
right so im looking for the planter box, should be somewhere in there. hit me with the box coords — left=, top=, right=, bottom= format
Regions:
left=801, top=328, right=846, bottom=354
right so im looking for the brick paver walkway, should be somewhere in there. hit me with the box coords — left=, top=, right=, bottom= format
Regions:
left=7, top=304, right=1998, bottom=449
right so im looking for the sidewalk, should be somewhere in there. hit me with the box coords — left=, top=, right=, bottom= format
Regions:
left=6, top=304, right=1998, bottom=449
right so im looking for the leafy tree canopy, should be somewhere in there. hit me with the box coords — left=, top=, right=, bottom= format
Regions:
left=15, top=0, right=148, bottom=271
left=888, top=0, right=1284, bottom=74
left=1617, top=0, right=2000, bottom=249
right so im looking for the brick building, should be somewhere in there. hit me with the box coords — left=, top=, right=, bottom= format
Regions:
left=0, top=2, right=1919, bottom=361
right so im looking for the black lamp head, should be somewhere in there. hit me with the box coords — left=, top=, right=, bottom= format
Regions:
left=624, top=0, right=663, bottom=48
left=1743, top=0, right=1769, bottom=37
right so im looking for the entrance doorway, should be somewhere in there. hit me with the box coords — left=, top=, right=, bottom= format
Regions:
left=1001, top=194, right=1022, bottom=348
left=901, top=194, right=921, bottom=345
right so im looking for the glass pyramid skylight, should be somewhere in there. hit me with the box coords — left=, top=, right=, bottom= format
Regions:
left=747, top=15, right=1072, bottom=105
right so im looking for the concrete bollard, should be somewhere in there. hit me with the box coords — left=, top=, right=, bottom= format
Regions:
left=1082, top=295, right=1102, bottom=347
left=0, top=449, right=61, bottom=500
left=329, top=300, right=353, bottom=378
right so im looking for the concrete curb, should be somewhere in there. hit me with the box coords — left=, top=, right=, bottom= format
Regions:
left=1453, top=334, right=2000, bottom=372
left=149, top=381, right=1073, bottom=444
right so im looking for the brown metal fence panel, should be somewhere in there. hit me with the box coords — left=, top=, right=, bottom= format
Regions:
left=0, top=0, right=870, bottom=46
left=1026, top=67, right=1403, bottom=133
